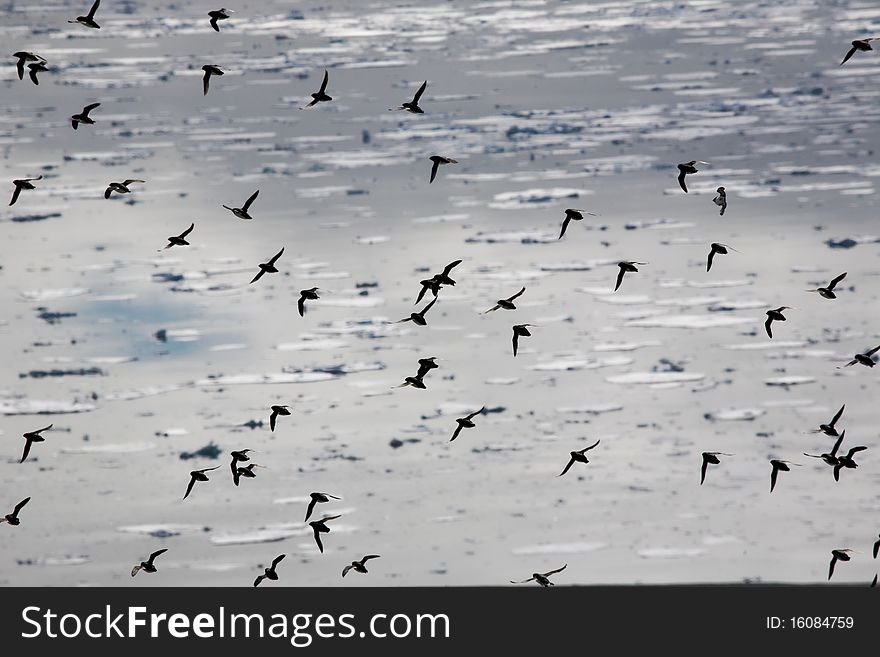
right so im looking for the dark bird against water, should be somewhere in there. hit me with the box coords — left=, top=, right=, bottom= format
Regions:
left=828, top=549, right=854, bottom=580
left=343, top=555, right=381, bottom=577
left=9, top=175, right=41, bottom=206
left=450, top=407, right=485, bottom=442
left=414, top=276, right=442, bottom=304
left=764, top=306, right=793, bottom=339
left=841, top=38, right=877, bottom=66
left=706, top=243, right=736, bottom=272
left=305, top=492, right=341, bottom=523
left=298, top=287, right=320, bottom=317
left=160, top=223, right=194, bottom=250
left=559, top=439, right=600, bottom=477
left=677, top=160, right=708, bottom=193
left=396, top=373, right=426, bottom=389
left=769, top=459, right=800, bottom=492
left=700, top=451, right=733, bottom=485
left=615, top=261, right=646, bottom=292
left=269, top=405, right=290, bottom=432
left=309, top=515, right=341, bottom=553
left=69, top=0, right=101, bottom=29
left=873, top=534, right=879, bottom=559
left=393, top=80, right=427, bottom=113
left=416, top=357, right=438, bottom=378
left=250, top=247, right=284, bottom=284
left=254, top=554, right=285, bottom=587
left=511, top=323, right=535, bottom=356
left=840, top=345, right=880, bottom=368
left=807, top=272, right=846, bottom=299
left=833, top=440, right=867, bottom=482
left=483, top=287, right=526, bottom=313
left=233, top=463, right=264, bottom=487
left=510, top=564, right=567, bottom=587
left=429, top=155, right=457, bottom=183
left=131, top=548, right=167, bottom=577
left=71, top=102, right=100, bottom=130
left=713, top=186, right=727, bottom=215
left=223, top=189, right=259, bottom=219
left=396, top=296, right=437, bottom=326
left=812, top=404, right=845, bottom=437
left=20, top=424, right=51, bottom=464
left=27, top=60, right=48, bottom=85
left=182, top=466, right=220, bottom=500
left=229, top=449, right=254, bottom=481
left=872, top=574, right=878, bottom=587
left=104, top=179, right=144, bottom=199
left=202, top=65, right=224, bottom=96
left=13, top=52, right=43, bottom=80
left=208, top=8, right=233, bottom=32
left=557, top=208, right=597, bottom=239
left=434, top=259, right=462, bottom=286
left=1, top=497, right=30, bottom=526
left=302, top=69, right=332, bottom=108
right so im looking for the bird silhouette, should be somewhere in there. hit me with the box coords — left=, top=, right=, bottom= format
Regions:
left=20, top=424, right=52, bottom=463
left=769, top=459, right=800, bottom=492
left=434, top=260, right=462, bottom=286
left=309, top=515, right=341, bottom=553
left=713, top=186, right=727, bottom=215
left=510, top=564, right=567, bottom=587
left=807, top=272, right=846, bottom=299
left=183, top=466, right=221, bottom=500
left=873, top=534, right=879, bottom=560
left=223, top=189, right=259, bottom=219
left=9, top=175, right=42, bottom=206
left=233, top=463, right=264, bottom=487
left=104, top=179, right=145, bottom=199
left=342, top=555, right=381, bottom=577
left=615, top=261, right=646, bottom=292
left=68, top=0, right=101, bottom=29
left=250, top=247, right=284, bottom=284
left=677, top=160, right=708, bottom=193
left=812, top=404, right=845, bottom=437
left=700, top=451, right=733, bottom=485
left=483, top=287, right=526, bottom=313
left=71, top=102, right=100, bottom=130
left=298, top=288, right=320, bottom=316
left=392, top=80, right=427, bottom=113
left=269, top=405, right=290, bottom=432
left=160, top=223, right=194, bottom=250
left=706, top=243, right=736, bottom=272
left=840, top=345, right=880, bottom=368
left=414, top=276, right=442, bottom=304
left=841, top=38, right=877, bottom=66
left=828, top=549, right=854, bottom=580
left=1, top=497, right=31, bottom=526
left=450, top=407, right=485, bottom=442
left=27, top=60, right=48, bottom=85
left=415, top=357, right=438, bottom=378
left=395, top=374, right=427, bottom=389
left=208, top=8, right=233, bottom=32
left=557, top=208, right=597, bottom=239
left=396, top=297, right=437, bottom=326
left=559, top=440, right=600, bottom=477
left=512, top=324, right=535, bottom=356
left=254, top=554, right=285, bottom=587
left=764, top=306, right=793, bottom=339
left=13, top=52, right=44, bottom=80
left=202, top=65, right=224, bottom=96
left=131, top=548, right=167, bottom=577
left=428, top=155, right=458, bottom=183
left=302, top=69, right=332, bottom=108
left=304, top=492, right=341, bottom=522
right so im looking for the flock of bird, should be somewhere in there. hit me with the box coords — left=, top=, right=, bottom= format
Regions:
left=3, top=3, right=880, bottom=587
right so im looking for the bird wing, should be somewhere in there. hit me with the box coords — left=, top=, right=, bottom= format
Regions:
left=83, top=102, right=100, bottom=115
left=412, top=80, right=427, bottom=104
left=677, top=169, right=688, bottom=193
left=828, top=272, right=847, bottom=290
left=450, top=424, right=463, bottom=442
left=700, top=459, right=708, bottom=485
left=319, top=69, right=329, bottom=93
left=122, top=180, right=144, bottom=186
left=830, top=404, right=845, bottom=426
left=148, top=549, right=168, bottom=564
left=314, top=530, right=324, bottom=553
left=13, top=497, right=31, bottom=515
left=28, top=66, right=40, bottom=85
left=707, top=248, right=715, bottom=272
left=210, top=16, right=219, bottom=31
left=183, top=476, right=196, bottom=500
left=199, top=465, right=221, bottom=474
left=558, top=457, right=575, bottom=477
left=831, top=433, right=845, bottom=457
left=429, top=159, right=440, bottom=183
left=203, top=69, right=211, bottom=95
left=828, top=556, right=837, bottom=580
left=88, top=0, right=100, bottom=20
left=833, top=464, right=842, bottom=482
left=253, top=574, right=265, bottom=587
left=9, top=185, right=21, bottom=206
left=764, top=317, right=773, bottom=339
left=16, top=57, right=25, bottom=80
left=249, top=269, right=265, bottom=284
left=873, top=539, right=879, bottom=559
left=558, top=216, right=570, bottom=239
left=584, top=439, right=600, bottom=451
left=298, top=295, right=305, bottom=317
left=770, top=465, right=778, bottom=492
left=483, top=304, right=500, bottom=314
left=72, top=118, right=79, bottom=130
left=614, top=266, right=626, bottom=292
left=510, top=577, right=535, bottom=584
left=541, top=564, right=567, bottom=577
left=342, top=565, right=352, bottom=577
left=509, top=287, right=526, bottom=302
left=242, top=189, right=259, bottom=212
left=420, top=296, right=437, bottom=316
left=414, top=282, right=431, bottom=304
left=20, top=439, right=32, bottom=463
left=841, top=46, right=858, bottom=66
left=131, top=565, right=142, bottom=577
left=865, top=345, right=880, bottom=356
left=362, top=555, right=381, bottom=562
left=846, top=446, right=867, bottom=458
left=268, top=247, right=284, bottom=266
left=270, top=409, right=278, bottom=432
left=180, top=223, right=194, bottom=238
left=271, top=554, right=286, bottom=568
left=467, top=407, right=485, bottom=420
left=442, top=260, right=462, bottom=276
left=512, top=331, right=519, bottom=356
left=304, top=498, right=317, bottom=522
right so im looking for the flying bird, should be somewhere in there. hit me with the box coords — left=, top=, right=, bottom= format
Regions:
left=254, top=554, right=285, bottom=587
left=69, top=0, right=101, bottom=29
left=557, top=208, right=597, bottom=239
left=0, top=497, right=31, bottom=526
left=677, top=160, right=708, bottom=193
left=309, top=515, right=341, bottom=553
left=342, top=555, right=381, bottom=577
left=700, top=451, right=733, bottom=485
left=233, top=463, right=264, bottom=487
left=559, top=440, right=601, bottom=477
left=222, top=189, right=259, bottom=219
left=131, top=548, right=167, bottom=577
left=395, top=373, right=426, bottom=389
left=27, top=60, right=48, bottom=85
left=828, top=549, right=854, bottom=580
left=840, top=345, right=880, bottom=368
left=812, top=404, right=845, bottom=437
left=160, top=223, right=194, bottom=250
left=304, top=492, right=341, bottom=523
left=104, top=179, right=145, bottom=199
left=807, top=272, right=846, bottom=299
left=873, top=534, right=879, bottom=560
left=302, top=69, right=332, bottom=108
left=13, top=52, right=44, bottom=80
left=841, top=38, right=877, bottom=66
left=229, top=449, right=255, bottom=482
left=428, top=155, right=457, bottom=183
left=804, top=430, right=851, bottom=473
left=208, top=8, right=233, bottom=32
left=71, top=102, right=100, bottom=130
left=706, top=243, right=736, bottom=272
left=269, top=405, right=290, bottom=432
left=433, top=259, right=462, bottom=287
left=395, top=296, right=437, bottom=326
left=414, top=276, right=442, bottom=304
left=450, top=407, right=485, bottom=442
left=250, top=247, right=284, bottom=284
left=769, top=459, right=800, bottom=492
left=713, top=186, right=727, bottom=215
left=483, top=287, right=526, bottom=313
left=615, top=261, right=646, bottom=292
left=511, top=323, right=535, bottom=356
left=833, top=440, right=867, bottom=482
left=392, top=80, right=427, bottom=113
left=183, top=466, right=221, bottom=500
left=416, top=357, right=438, bottom=378
left=298, top=288, right=320, bottom=317
left=20, top=424, right=52, bottom=463
left=764, top=306, right=793, bottom=339
left=202, top=65, right=224, bottom=96
left=9, top=175, right=42, bottom=206
left=510, top=564, right=567, bottom=587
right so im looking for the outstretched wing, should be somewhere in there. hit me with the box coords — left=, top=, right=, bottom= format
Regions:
left=467, top=407, right=485, bottom=420
left=508, top=287, right=526, bottom=302
left=271, top=554, right=286, bottom=568
left=770, top=465, right=778, bottom=492
left=614, top=267, right=626, bottom=292
left=268, top=247, right=284, bottom=266
left=180, top=223, right=194, bottom=239
left=83, top=102, right=101, bottom=115
left=510, top=577, right=535, bottom=584
left=828, top=556, right=837, bottom=580
left=841, top=46, right=858, bottom=66
left=429, top=159, right=439, bottom=183
left=131, top=565, right=142, bottom=577
left=13, top=497, right=31, bottom=515
left=342, top=565, right=353, bottom=577
left=558, top=216, right=571, bottom=239
left=242, top=189, right=260, bottom=212
left=28, top=66, right=40, bottom=85
left=846, top=446, right=867, bottom=458
left=707, top=248, right=716, bottom=272
left=830, top=404, right=845, bottom=427
left=253, top=574, right=265, bottom=587
left=9, top=185, right=21, bottom=206
left=764, top=317, right=773, bottom=339
left=442, top=260, right=462, bottom=276
left=203, top=69, right=211, bottom=96
left=677, top=169, right=688, bottom=193
left=831, top=433, right=844, bottom=457
left=828, top=272, right=847, bottom=290
left=558, top=457, right=575, bottom=477
left=865, top=345, right=880, bottom=357
left=148, top=548, right=168, bottom=564
left=833, top=464, right=842, bottom=482
left=304, top=498, right=317, bottom=522
left=298, top=295, right=306, bottom=317
left=210, top=16, right=220, bottom=31
left=700, top=459, right=708, bottom=485
left=249, top=269, right=265, bottom=284
left=183, top=476, right=196, bottom=500
left=122, top=179, right=144, bottom=187
left=319, top=69, right=329, bottom=93
left=450, top=424, right=463, bottom=442
left=420, top=296, right=437, bottom=316
left=88, top=0, right=101, bottom=20
left=20, top=439, right=32, bottom=464
left=314, top=530, right=324, bottom=553
left=270, top=409, right=278, bottom=432
left=541, top=564, right=567, bottom=577
left=512, top=331, right=519, bottom=356
left=362, top=555, right=381, bottom=562
left=412, top=80, right=427, bottom=104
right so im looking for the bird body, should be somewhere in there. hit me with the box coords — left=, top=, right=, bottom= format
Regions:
left=615, top=261, right=646, bottom=291
left=764, top=306, right=792, bottom=339
left=250, top=247, right=284, bottom=284
left=396, top=296, right=437, bottom=326
left=450, top=407, right=485, bottom=442
left=510, top=564, right=567, bottom=587
left=700, top=451, right=733, bottom=485
left=162, top=223, right=194, bottom=250
left=208, top=8, right=233, bottom=32
left=558, top=208, right=597, bottom=239
left=707, top=243, right=735, bottom=272
left=814, top=404, right=845, bottom=437
left=807, top=272, right=846, bottom=299
left=342, top=555, right=380, bottom=577
left=841, top=38, right=877, bottom=66
left=484, top=287, right=525, bottom=313
left=394, top=80, right=427, bottom=113
left=254, top=554, right=285, bottom=587
left=769, top=459, right=800, bottom=492
left=677, top=160, right=707, bottom=193
left=202, top=65, right=224, bottom=96
left=298, top=287, right=320, bottom=316
left=9, top=175, right=42, bottom=206
left=511, top=324, right=535, bottom=356
left=223, top=189, right=259, bottom=219
left=20, top=424, right=52, bottom=463
left=305, top=492, right=341, bottom=523
left=183, top=466, right=220, bottom=500
left=13, top=52, right=44, bottom=80
left=27, top=60, right=48, bottom=85
left=303, top=70, right=332, bottom=108
left=131, top=548, right=167, bottom=577
left=71, top=102, right=100, bottom=130
left=269, top=405, right=291, bottom=432
left=828, top=549, right=854, bottom=580
left=1, top=497, right=31, bottom=526
left=841, top=345, right=880, bottom=368
left=309, top=515, right=341, bottom=553
left=713, top=186, right=727, bottom=215
left=104, top=179, right=144, bottom=199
